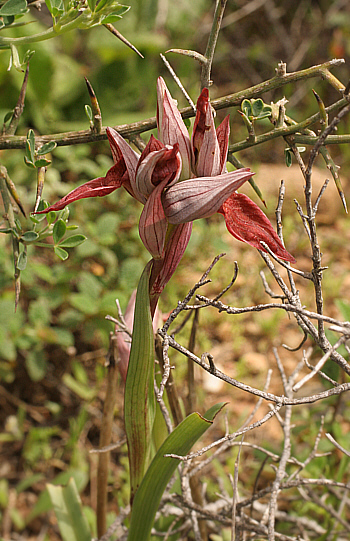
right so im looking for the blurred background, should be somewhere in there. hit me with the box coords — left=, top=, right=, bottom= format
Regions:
left=1, top=0, right=350, bottom=538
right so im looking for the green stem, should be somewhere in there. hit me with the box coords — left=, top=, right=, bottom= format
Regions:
left=0, top=13, right=83, bottom=48
left=0, top=165, right=20, bottom=308
left=201, top=0, right=228, bottom=90
left=228, top=96, right=347, bottom=154
left=0, top=60, right=346, bottom=150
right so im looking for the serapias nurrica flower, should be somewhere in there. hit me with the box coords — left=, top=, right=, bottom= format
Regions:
left=35, top=77, right=295, bottom=314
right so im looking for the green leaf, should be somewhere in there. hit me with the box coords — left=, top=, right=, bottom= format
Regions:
left=22, top=49, right=35, bottom=64
left=336, top=299, right=350, bottom=320
left=251, top=98, right=264, bottom=117
left=25, top=350, right=47, bottom=381
left=45, top=0, right=63, bottom=17
left=84, top=104, right=93, bottom=122
left=24, top=156, right=35, bottom=168
left=0, top=15, right=14, bottom=27
left=16, top=250, right=27, bottom=270
left=87, top=0, right=96, bottom=11
left=94, top=0, right=108, bottom=12
left=28, top=129, right=35, bottom=157
left=128, top=403, right=226, bottom=541
left=47, top=478, right=91, bottom=541
left=53, top=219, right=66, bottom=245
left=284, top=148, right=292, bottom=168
left=101, top=12, right=124, bottom=23
left=54, top=246, right=69, bottom=260
left=36, top=141, right=57, bottom=156
left=0, top=0, right=28, bottom=16
left=58, top=206, right=69, bottom=222
left=21, top=231, right=39, bottom=242
left=241, top=99, right=252, bottom=118
left=124, top=261, right=156, bottom=503
left=46, top=210, right=57, bottom=225
left=3, top=110, right=14, bottom=123
left=58, top=234, right=86, bottom=248
left=34, top=158, right=51, bottom=168
left=62, top=373, right=97, bottom=401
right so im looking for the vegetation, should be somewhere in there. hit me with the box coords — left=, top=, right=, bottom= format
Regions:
left=1, top=1, right=350, bottom=540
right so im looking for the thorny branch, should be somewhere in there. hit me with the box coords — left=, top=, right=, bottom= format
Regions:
left=153, top=130, right=350, bottom=536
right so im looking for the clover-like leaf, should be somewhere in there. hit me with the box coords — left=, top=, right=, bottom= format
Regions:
left=21, top=231, right=39, bottom=242
left=251, top=98, right=264, bottom=117
left=53, top=219, right=67, bottom=244
left=94, top=0, right=108, bottom=12
left=284, top=148, right=292, bottom=167
left=36, top=141, right=57, bottom=156
left=35, top=158, right=51, bottom=168
left=25, top=129, right=35, bottom=163
left=17, top=250, right=27, bottom=270
left=45, top=0, right=64, bottom=17
left=241, top=99, right=252, bottom=118
left=87, top=0, right=96, bottom=11
left=24, top=156, right=35, bottom=168
left=58, top=234, right=86, bottom=248
left=0, top=0, right=28, bottom=16
left=3, top=110, right=14, bottom=123
left=54, top=246, right=69, bottom=260
left=46, top=211, right=57, bottom=225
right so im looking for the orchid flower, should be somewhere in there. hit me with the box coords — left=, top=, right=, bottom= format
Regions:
left=36, top=77, right=295, bottom=315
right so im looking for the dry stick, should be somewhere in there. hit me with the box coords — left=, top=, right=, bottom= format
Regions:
left=288, top=418, right=325, bottom=483
left=201, top=0, right=228, bottom=91
left=185, top=308, right=206, bottom=540
left=186, top=310, right=199, bottom=415
left=4, top=62, right=29, bottom=136
left=165, top=404, right=283, bottom=461
left=193, top=290, right=350, bottom=375
left=160, top=53, right=196, bottom=112
left=0, top=60, right=345, bottom=150
left=303, top=104, right=350, bottom=350
left=97, top=505, right=130, bottom=541
left=181, top=464, right=202, bottom=541
left=96, top=335, right=119, bottom=538
left=153, top=379, right=173, bottom=435
left=230, top=437, right=244, bottom=541
left=155, top=334, right=183, bottom=426
left=293, top=335, right=348, bottom=392
left=326, top=433, right=350, bottom=459
left=268, top=349, right=292, bottom=541
left=158, top=332, right=350, bottom=406
left=103, top=23, right=144, bottom=58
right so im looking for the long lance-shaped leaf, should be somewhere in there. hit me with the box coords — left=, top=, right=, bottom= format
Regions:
left=127, top=402, right=226, bottom=541
left=124, top=260, right=156, bottom=504
left=47, top=478, right=91, bottom=541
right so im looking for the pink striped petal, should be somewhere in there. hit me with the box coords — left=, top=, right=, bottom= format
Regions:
left=192, top=88, right=221, bottom=177
left=219, top=192, right=296, bottom=263
left=216, top=116, right=230, bottom=174
left=149, top=221, right=193, bottom=315
left=163, top=168, right=253, bottom=224
left=106, top=127, right=143, bottom=202
left=34, top=162, right=125, bottom=214
left=136, top=143, right=181, bottom=202
left=139, top=178, right=169, bottom=259
left=157, top=77, right=192, bottom=180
